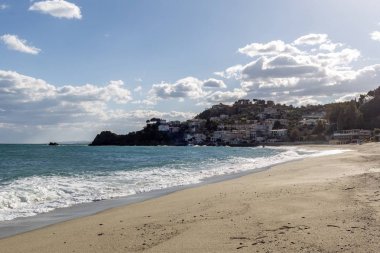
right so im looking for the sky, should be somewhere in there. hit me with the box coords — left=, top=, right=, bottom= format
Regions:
left=1, top=0, right=380, bottom=143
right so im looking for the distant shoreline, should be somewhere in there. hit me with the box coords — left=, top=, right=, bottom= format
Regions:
left=89, top=140, right=330, bottom=147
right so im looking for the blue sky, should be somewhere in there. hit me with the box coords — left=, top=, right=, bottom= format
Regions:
left=1, top=0, right=380, bottom=143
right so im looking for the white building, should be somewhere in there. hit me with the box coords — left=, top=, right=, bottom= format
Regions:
left=332, top=129, right=371, bottom=144
left=270, top=129, right=288, bottom=138
left=299, top=112, right=327, bottom=126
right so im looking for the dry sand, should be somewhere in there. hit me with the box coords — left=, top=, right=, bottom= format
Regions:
left=1, top=143, right=380, bottom=252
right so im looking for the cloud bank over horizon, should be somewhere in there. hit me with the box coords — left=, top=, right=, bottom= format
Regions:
left=0, top=70, right=195, bottom=143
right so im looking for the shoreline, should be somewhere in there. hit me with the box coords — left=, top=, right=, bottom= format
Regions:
left=0, top=145, right=331, bottom=239
left=1, top=143, right=379, bottom=252
left=0, top=164, right=270, bottom=240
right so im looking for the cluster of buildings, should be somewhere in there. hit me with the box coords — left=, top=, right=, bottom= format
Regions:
left=298, top=112, right=327, bottom=126
left=155, top=107, right=291, bottom=145
left=149, top=102, right=379, bottom=146
left=147, top=119, right=181, bottom=134
left=206, top=120, right=288, bottom=145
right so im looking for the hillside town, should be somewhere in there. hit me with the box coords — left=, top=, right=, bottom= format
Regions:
left=150, top=100, right=378, bottom=146
left=91, top=86, right=380, bottom=146
left=152, top=104, right=293, bottom=145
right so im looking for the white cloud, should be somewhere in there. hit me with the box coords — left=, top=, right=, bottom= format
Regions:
left=238, top=40, right=300, bottom=57
left=148, top=77, right=229, bottom=104
left=335, top=93, right=361, bottom=103
left=19, top=79, right=133, bottom=105
left=149, top=77, right=205, bottom=100
left=370, top=31, right=380, bottom=42
left=293, top=33, right=328, bottom=45
left=0, top=4, right=9, bottom=10
left=0, top=70, right=132, bottom=121
left=53, top=80, right=133, bottom=106
left=202, top=78, right=227, bottom=89
left=241, top=55, right=323, bottom=80
left=29, top=0, right=82, bottom=19
left=206, top=89, right=247, bottom=103
left=0, top=34, right=41, bottom=55
left=134, top=86, right=142, bottom=92
left=283, top=96, right=322, bottom=106
left=319, top=42, right=342, bottom=52
left=0, top=70, right=198, bottom=143
left=215, top=33, right=378, bottom=105
left=149, top=34, right=373, bottom=106
left=214, top=65, right=243, bottom=79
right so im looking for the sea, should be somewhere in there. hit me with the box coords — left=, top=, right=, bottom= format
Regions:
left=0, top=144, right=345, bottom=225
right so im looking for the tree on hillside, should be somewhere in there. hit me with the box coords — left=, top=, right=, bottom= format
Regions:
left=289, top=128, right=301, bottom=142
left=205, top=119, right=218, bottom=132
left=272, top=120, right=285, bottom=130
left=360, top=91, right=380, bottom=129
left=327, top=101, right=363, bottom=130
left=313, top=120, right=326, bottom=135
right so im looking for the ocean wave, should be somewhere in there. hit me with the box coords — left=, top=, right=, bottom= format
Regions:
left=0, top=147, right=347, bottom=221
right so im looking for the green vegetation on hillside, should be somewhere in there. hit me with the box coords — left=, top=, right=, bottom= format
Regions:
left=327, top=86, right=380, bottom=131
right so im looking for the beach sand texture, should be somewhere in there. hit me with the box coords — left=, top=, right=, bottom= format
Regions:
left=0, top=143, right=379, bottom=252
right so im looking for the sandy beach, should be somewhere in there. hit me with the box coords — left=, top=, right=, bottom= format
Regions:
left=0, top=143, right=379, bottom=252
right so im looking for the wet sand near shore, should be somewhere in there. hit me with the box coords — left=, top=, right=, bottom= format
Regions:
left=0, top=143, right=379, bottom=252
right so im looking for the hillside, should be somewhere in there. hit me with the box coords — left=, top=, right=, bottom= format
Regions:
left=90, top=86, right=380, bottom=146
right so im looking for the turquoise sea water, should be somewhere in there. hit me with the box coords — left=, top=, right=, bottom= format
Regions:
left=0, top=145, right=341, bottom=222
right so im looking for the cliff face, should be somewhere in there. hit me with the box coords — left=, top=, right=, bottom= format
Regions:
left=90, top=125, right=184, bottom=146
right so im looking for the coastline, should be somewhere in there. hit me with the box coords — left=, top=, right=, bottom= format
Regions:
left=0, top=145, right=324, bottom=239
left=1, top=143, right=379, bottom=252
left=0, top=162, right=274, bottom=240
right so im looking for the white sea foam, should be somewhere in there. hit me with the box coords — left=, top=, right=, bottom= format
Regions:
left=0, top=147, right=348, bottom=221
